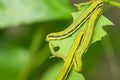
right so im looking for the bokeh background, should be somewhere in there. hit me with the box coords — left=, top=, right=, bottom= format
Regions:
left=0, top=0, right=120, bottom=80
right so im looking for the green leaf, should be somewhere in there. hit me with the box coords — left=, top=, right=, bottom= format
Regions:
left=48, top=5, right=114, bottom=59
left=0, top=0, right=73, bottom=28
left=46, top=3, right=114, bottom=80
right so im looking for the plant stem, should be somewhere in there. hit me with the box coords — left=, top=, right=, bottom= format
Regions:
left=18, top=26, right=48, bottom=80
left=103, top=0, right=120, bottom=8
left=108, top=1, right=120, bottom=8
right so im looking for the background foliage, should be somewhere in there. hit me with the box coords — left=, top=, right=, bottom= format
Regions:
left=0, top=0, right=120, bottom=80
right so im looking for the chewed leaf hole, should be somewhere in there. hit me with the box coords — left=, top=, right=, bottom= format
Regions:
left=53, top=46, right=60, bottom=52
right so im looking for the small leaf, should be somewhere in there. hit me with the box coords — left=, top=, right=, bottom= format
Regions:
left=48, top=5, right=114, bottom=59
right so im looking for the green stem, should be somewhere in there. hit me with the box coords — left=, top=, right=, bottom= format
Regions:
left=29, top=27, right=45, bottom=54
left=103, top=0, right=120, bottom=8
left=108, top=1, right=120, bottom=8
left=18, top=26, right=48, bottom=80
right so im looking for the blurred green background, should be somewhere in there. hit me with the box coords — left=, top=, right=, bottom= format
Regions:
left=0, top=0, right=120, bottom=80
